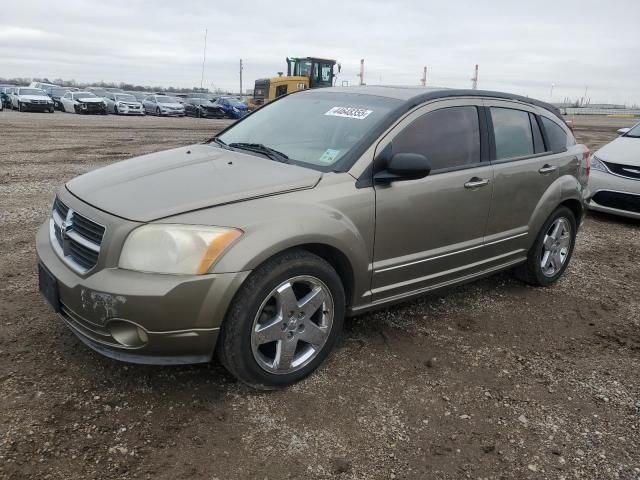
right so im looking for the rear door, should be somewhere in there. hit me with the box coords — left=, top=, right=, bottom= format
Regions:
left=372, top=99, right=494, bottom=303
left=482, top=100, right=563, bottom=260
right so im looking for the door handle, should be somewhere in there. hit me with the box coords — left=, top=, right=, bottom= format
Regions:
left=538, top=164, right=558, bottom=174
left=464, top=177, right=490, bottom=189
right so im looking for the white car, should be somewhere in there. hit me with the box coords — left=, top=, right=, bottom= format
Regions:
left=60, top=91, right=107, bottom=114
left=588, top=122, right=640, bottom=219
left=142, top=95, right=185, bottom=116
left=103, top=93, right=145, bottom=115
left=11, top=87, right=55, bottom=112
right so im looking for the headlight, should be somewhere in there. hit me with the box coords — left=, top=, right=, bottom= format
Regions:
left=232, top=107, right=239, bottom=112
left=118, top=102, right=127, bottom=108
left=591, top=155, right=608, bottom=173
left=118, top=224, right=242, bottom=275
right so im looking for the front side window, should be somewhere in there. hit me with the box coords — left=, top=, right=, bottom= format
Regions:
left=392, top=106, right=481, bottom=171
left=540, top=116, right=568, bottom=153
left=491, top=107, right=534, bottom=160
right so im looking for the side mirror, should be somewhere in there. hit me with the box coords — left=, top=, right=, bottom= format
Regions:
left=374, top=152, right=431, bottom=183
left=617, top=128, right=630, bottom=135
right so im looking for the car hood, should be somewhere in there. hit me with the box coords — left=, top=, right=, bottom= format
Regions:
left=66, top=144, right=322, bottom=222
left=19, top=95, right=50, bottom=101
left=77, top=97, right=104, bottom=103
left=595, top=137, right=640, bottom=166
left=158, top=102, right=183, bottom=108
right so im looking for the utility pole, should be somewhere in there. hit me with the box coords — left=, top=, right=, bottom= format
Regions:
left=239, top=59, right=243, bottom=95
left=420, top=66, right=427, bottom=87
left=357, top=59, right=365, bottom=86
left=200, top=28, right=208, bottom=92
left=471, top=64, right=478, bottom=90
left=550, top=83, right=555, bottom=101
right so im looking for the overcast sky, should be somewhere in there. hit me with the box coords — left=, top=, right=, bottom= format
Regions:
left=2, top=0, right=639, bottom=104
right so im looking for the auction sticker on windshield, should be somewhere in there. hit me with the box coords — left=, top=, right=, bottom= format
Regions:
left=325, top=106, right=373, bottom=120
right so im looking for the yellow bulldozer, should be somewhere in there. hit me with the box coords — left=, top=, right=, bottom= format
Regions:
left=248, top=57, right=339, bottom=109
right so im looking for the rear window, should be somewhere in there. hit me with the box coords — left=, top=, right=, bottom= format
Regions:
left=541, top=117, right=568, bottom=153
left=490, top=108, right=534, bottom=160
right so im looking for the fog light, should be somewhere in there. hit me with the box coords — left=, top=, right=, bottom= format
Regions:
left=108, top=320, right=149, bottom=347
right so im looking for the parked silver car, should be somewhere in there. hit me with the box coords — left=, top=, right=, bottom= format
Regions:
left=588, top=122, right=640, bottom=219
left=11, top=87, right=55, bottom=112
left=142, top=95, right=185, bottom=116
left=103, top=93, right=145, bottom=115
left=60, top=91, right=107, bottom=114
left=36, top=86, right=589, bottom=389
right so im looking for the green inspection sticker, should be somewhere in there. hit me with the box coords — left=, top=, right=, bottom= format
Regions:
left=318, top=149, right=341, bottom=165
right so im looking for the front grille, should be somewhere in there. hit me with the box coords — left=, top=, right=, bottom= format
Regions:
left=592, top=191, right=640, bottom=214
left=72, top=211, right=105, bottom=244
left=50, top=197, right=105, bottom=273
left=603, top=161, right=640, bottom=180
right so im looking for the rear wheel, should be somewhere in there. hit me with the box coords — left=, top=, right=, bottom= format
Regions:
left=516, top=206, right=576, bottom=287
left=218, top=249, right=345, bottom=389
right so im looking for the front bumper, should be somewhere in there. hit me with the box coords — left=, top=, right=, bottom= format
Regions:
left=588, top=170, right=640, bottom=219
left=75, top=103, right=107, bottom=114
left=36, top=220, right=249, bottom=365
left=117, top=106, right=145, bottom=115
left=22, top=102, right=53, bottom=111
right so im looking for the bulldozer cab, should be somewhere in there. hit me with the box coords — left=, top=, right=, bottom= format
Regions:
left=249, top=57, right=339, bottom=109
left=286, top=57, right=338, bottom=89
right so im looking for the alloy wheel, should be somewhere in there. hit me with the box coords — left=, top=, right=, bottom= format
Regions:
left=540, top=217, right=572, bottom=277
left=251, top=275, right=334, bottom=375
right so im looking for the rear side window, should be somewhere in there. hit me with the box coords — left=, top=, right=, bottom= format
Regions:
left=392, top=106, right=481, bottom=171
left=541, top=116, right=568, bottom=153
left=490, top=108, right=533, bottom=160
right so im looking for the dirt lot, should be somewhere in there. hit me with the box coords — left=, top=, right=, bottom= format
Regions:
left=1, top=110, right=639, bottom=480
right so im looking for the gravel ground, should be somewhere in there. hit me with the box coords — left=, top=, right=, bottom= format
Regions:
left=1, top=110, right=639, bottom=480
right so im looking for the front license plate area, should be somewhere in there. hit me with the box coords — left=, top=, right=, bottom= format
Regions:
left=38, top=263, right=60, bottom=313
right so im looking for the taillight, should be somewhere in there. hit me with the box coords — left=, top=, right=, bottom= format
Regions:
left=584, top=147, right=592, bottom=177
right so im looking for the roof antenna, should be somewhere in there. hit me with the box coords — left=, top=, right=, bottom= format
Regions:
left=471, top=64, right=478, bottom=90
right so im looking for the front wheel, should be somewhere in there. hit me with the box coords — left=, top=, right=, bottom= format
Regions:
left=516, top=206, right=577, bottom=287
left=156, top=107, right=161, bottom=116
left=19, top=102, right=26, bottom=112
left=114, top=106, right=118, bottom=115
left=218, top=249, right=345, bottom=390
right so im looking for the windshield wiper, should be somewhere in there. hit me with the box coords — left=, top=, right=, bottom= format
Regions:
left=228, top=142, right=290, bottom=163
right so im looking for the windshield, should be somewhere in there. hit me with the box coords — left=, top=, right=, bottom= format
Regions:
left=50, top=88, right=69, bottom=96
left=116, top=94, right=137, bottom=102
left=19, top=88, right=45, bottom=96
left=218, top=91, right=401, bottom=169
left=155, top=96, right=173, bottom=103
left=625, top=123, right=640, bottom=138
left=74, top=92, right=96, bottom=99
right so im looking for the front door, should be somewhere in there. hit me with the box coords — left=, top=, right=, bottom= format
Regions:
left=372, top=100, right=493, bottom=303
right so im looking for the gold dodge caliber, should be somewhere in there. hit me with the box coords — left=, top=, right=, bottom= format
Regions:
left=37, top=86, right=590, bottom=389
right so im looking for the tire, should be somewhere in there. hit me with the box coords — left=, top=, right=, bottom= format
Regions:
left=218, top=249, right=345, bottom=390
left=60, top=103, right=65, bottom=113
left=114, top=106, right=118, bottom=115
left=19, top=102, right=26, bottom=112
left=516, top=206, right=577, bottom=287
left=156, top=107, right=161, bottom=116
left=197, top=109, right=201, bottom=118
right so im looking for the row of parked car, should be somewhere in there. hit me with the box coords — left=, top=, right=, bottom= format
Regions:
left=0, top=82, right=249, bottom=119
